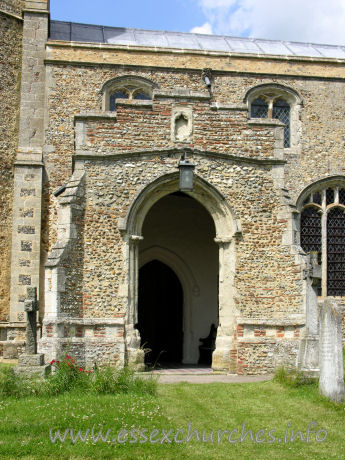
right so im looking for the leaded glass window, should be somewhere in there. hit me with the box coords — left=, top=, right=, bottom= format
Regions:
left=301, top=207, right=322, bottom=260
left=250, top=94, right=291, bottom=148
left=326, top=188, right=334, bottom=206
left=250, top=98, right=268, bottom=118
left=312, top=192, right=321, bottom=205
left=108, top=85, right=152, bottom=111
left=300, top=185, right=345, bottom=296
left=339, top=188, right=345, bottom=205
left=273, top=99, right=290, bottom=148
left=301, top=207, right=322, bottom=295
left=110, top=91, right=128, bottom=111
left=327, top=207, right=345, bottom=296
left=133, top=91, right=150, bottom=100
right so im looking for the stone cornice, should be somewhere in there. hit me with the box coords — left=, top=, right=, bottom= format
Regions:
left=44, top=57, right=345, bottom=82
left=46, top=40, right=345, bottom=65
left=74, top=146, right=286, bottom=166
left=44, top=60, right=345, bottom=83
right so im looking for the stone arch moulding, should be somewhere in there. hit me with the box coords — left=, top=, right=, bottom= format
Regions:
left=119, top=172, right=241, bottom=239
left=100, top=75, right=158, bottom=111
left=139, top=245, right=199, bottom=364
left=244, top=83, right=303, bottom=153
left=120, top=172, right=242, bottom=371
left=296, top=175, right=345, bottom=210
left=243, top=83, right=303, bottom=106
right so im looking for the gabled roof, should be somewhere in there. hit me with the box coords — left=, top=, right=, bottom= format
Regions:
left=49, top=20, right=345, bottom=60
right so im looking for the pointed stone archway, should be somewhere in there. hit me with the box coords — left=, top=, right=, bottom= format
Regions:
left=139, top=245, right=199, bottom=364
left=138, top=259, right=183, bottom=365
left=119, top=172, right=241, bottom=371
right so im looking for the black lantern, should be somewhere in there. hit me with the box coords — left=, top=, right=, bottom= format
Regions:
left=178, top=156, right=195, bottom=191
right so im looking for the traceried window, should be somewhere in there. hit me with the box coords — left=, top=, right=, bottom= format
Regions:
left=300, top=185, right=345, bottom=296
left=101, top=76, right=156, bottom=111
left=246, top=84, right=302, bottom=151
left=133, top=91, right=151, bottom=101
left=109, top=86, right=151, bottom=111
left=250, top=96, right=291, bottom=148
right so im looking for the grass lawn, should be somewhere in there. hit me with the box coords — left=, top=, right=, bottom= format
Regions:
left=0, top=364, right=344, bottom=459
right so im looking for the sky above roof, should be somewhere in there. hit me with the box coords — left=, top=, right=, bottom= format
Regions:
left=50, top=0, right=345, bottom=47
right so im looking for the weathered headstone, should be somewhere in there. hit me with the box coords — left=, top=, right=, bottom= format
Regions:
left=297, top=251, right=321, bottom=376
left=319, top=298, right=344, bottom=403
left=24, top=287, right=39, bottom=354
left=14, top=287, right=50, bottom=377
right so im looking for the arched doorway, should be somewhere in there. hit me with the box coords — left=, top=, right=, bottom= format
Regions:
left=138, top=260, right=183, bottom=365
left=122, top=172, right=240, bottom=371
left=138, top=191, right=219, bottom=365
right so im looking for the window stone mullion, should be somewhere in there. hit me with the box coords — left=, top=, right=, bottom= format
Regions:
left=321, top=210, right=327, bottom=297
left=268, top=98, right=274, bottom=118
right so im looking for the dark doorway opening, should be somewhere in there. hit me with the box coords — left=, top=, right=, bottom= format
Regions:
left=137, top=260, right=183, bottom=366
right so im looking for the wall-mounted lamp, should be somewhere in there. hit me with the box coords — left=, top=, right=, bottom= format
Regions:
left=204, top=75, right=211, bottom=87
left=178, top=155, right=195, bottom=191
left=202, top=68, right=212, bottom=91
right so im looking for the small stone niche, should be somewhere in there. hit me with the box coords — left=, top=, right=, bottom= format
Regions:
left=175, top=114, right=188, bottom=140
left=171, top=106, right=193, bottom=143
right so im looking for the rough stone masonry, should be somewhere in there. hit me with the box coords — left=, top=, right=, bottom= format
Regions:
left=0, top=0, right=344, bottom=373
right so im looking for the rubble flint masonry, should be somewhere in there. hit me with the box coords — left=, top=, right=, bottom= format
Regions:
left=0, top=0, right=344, bottom=373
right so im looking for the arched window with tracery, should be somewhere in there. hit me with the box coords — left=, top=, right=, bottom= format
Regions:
left=109, top=86, right=151, bottom=111
left=300, top=183, right=345, bottom=296
left=246, top=84, right=302, bottom=150
left=250, top=96, right=291, bottom=147
left=101, top=76, right=156, bottom=111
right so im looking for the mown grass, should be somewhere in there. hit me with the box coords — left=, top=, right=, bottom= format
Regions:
left=0, top=363, right=344, bottom=459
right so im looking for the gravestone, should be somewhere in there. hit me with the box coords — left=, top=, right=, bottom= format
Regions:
left=14, top=287, right=50, bottom=377
left=319, top=298, right=344, bottom=402
left=24, top=287, right=39, bottom=354
left=297, top=251, right=321, bottom=376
